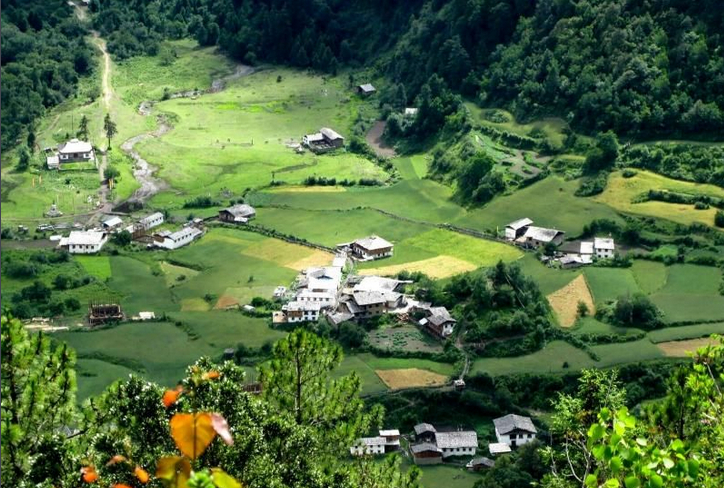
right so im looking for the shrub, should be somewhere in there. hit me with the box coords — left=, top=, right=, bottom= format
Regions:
left=715, top=210, right=724, bottom=228
left=577, top=301, right=589, bottom=318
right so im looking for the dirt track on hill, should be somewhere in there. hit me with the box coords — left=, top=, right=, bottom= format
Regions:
left=366, top=121, right=396, bottom=158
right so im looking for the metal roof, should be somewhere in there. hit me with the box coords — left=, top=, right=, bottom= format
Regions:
left=522, top=226, right=564, bottom=242
left=414, top=423, right=436, bottom=435
left=594, top=237, right=615, bottom=250
left=379, top=429, right=400, bottom=437
left=493, top=414, right=537, bottom=435
left=358, top=83, right=376, bottom=92
left=505, top=218, right=533, bottom=230
left=410, top=443, right=441, bottom=454
left=428, top=306, right=455, bottom=327
left=353, top=235, right=394, bottom=251
left=66, top=231, right=106, bottom=245
left=59, top=138, right=93, bottom=154
left=488, top=442, right=512, bottom=455
left=354, top=436, right=386, bottom=446
left=223, top=204, right=256, bottom=218
left=320, top=127, right=344, bottom=141
left=435, top=431, right=478, bottom=449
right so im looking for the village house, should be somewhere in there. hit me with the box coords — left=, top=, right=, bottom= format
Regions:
left=435, top=431, right=478, bottom=458
left=278, top=301, right=321, bottom=323
left=404, top=107, right=418, bottom=117
left=47, top=138, right=96, bottom=169
left=379, top=429, right=401, bottom=452
left=357, top=83, right=376, bottom=96
left=560, top=237, right=615, bottom=264
left=517, top=226, right=565, bottom=248
left=594, top=237, right=615, bottom=259
left=296, top=265, right=344, bottom=308
left=466, top=457, right=495, bottom=471
left=273, top=286, right=287, bottom=299
left=302, top=127, right=345, bottom=153
left=349, top=436, right=386, bottom=456
left=414, top=423, right=437, bottom=443
left=153, top=226, right=203, bottom=250
left=411, top=443, right=443, bottom=465
left=138, top=212, right=164, bottom=230
left=341, top=235, right=394, bottom=261
left=337, top=276, right=407, bottom=320
left=493, top=414, right=537, bottom=448
left=219, top=204, right=256, bottom=224
left=58, top=231, right=108, bottom=254
left=101, top=215, right=123, bottom=231
left=504, top=218, right=534, bottom=241
left=418, top=306, right=456, bottom=338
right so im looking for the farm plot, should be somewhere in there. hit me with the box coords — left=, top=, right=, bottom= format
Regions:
left=471, top=341, right=596, bottom=376
left=547, top=274, right=595, bottom=327
left=631, top=260, right=668, bottom=294
left=369, top=325, right=443, bottom=353
left=138, top=68, right=388, bottom=205
left=376, top=369, right=448, bottom=390
left=648, top=323, right=724, bottom=343
left=109, top=256, right=177, bottom=315
left=594, top=171, right=724, bottom=227
left=583, top=267, right=641, bottom=304
left=650, top=264, right=724, bottom=323
left=657, top=338, right=722, bottom=357
left=590, top=339, right=664, bottom=366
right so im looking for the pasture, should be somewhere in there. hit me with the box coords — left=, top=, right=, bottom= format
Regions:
left=648, top=323, right=724, bottom=342
left=471, top=341, right=596, bottom=376
left=369, top=325, right=443, bottom=353
left=650, top=264, right=724, bottom=323
left=594, top=171, right=724, bottom=226
left=547, top=274, right=595, bottom=327
left=631, top=260, right=668, bottom=294
left=583, top=267, right=641, bottom=304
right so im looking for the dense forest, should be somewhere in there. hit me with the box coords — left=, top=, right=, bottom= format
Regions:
left=88, top=0, right=724, bottom=138
left=1, top=0, right=95, bottom=151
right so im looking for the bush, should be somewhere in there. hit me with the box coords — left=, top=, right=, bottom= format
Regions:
left=715, top=211, right=724, bottom=228
left=338, top=322, right=366, bottom=349
left=613, top=293, right=662, bottom=330
left=53, top=274, right=71, bottom=290
left=577, top=301, right=589, bottom=318
left=64, top=297, right=81, bottom=311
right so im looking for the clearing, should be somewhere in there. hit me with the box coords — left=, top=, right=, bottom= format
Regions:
left=547, top=274, right=595, bottom=327
left=376, top=368, right=449, bottom=390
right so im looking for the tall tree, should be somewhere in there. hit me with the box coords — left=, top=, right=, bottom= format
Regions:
left=1, top=315, right=78, bottom=488
left=77, top=115, right=89, bottom=141
left=103, top=113, right=117, bottom=149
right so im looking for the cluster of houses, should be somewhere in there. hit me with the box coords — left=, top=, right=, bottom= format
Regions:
left=504, top=217, right=616, bottom=268
left=46, top=138, right=96, bottom=170
left=348, top=414, right=538, bottom=473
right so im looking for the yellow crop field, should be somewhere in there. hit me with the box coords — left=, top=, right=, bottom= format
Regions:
left=657, top=337, right=721, bottom=357
left=359, top=255, right=478, bottom=279
left=547, top=274, right=595, bottom=327
left=241, top=238, right=332, bottom=270
left=375, top=368, right=448, bottom=390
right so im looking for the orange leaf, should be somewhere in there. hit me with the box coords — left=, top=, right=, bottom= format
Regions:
left=112, top=485, right=133, bottom=488
left=81, top=466, right=99, bottom=483
left=170, top=413, right=216, bottom=459
left=163, top=386, right=183, bottom=408
left=203, top=371, right=221, bottom=380
left=135, top=466, right=150, bottom=484
left=156, top=456, right=191, bottom=488
left=106, top=455, right=127, bottom=466
left=211, top=413, right=234, bottom=446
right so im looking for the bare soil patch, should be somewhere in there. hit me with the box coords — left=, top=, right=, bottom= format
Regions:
left=214, top=295, right=239, bottom=310
left=366, top=121, right=396, bottom=158
left=547, top=274, right=595, bottom=327
left=658, top=337, right=720, bottom=357
left=375, top=368, right=448, bottom=390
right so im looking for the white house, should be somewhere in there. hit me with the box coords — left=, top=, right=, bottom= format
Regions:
left=139, top=212, right=164, bottom=230
left=303, top=127, right=345, bottom=153
left=493, top=414, right=537, bottom=448
left=404, top=107, right=418, bottom=117
left=435, top=431, right=478, bottom=458
left=350, top=436, right=386, bottom=456
left=280, top=301, right=321, bottom=323
left=58, top=231, right=108, bottom=254
left=418, top=306, right=456, bottom=338
left=101, top=215, right=123, bottom=230
left=504, top=218, right=533, bottom=241
left=47, top=138, right=96, bottom=169
left=343, top=235, right=394, bottom=261
left=517, top=226, right=565, bottom=248
left=154, top=227, right=203, bottom=250
left=594, top=237, right=615, bottom=259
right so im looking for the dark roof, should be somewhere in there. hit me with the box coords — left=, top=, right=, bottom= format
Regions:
left=493, top=414, right=537, bottom=435
left=428, top=306, right=456, bottom=327
left=410, top=442, right=441, bottom=454
left=414, top=423, right=436, bottom=435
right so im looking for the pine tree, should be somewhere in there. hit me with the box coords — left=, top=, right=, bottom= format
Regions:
left=103, top=113, right=117, bottom=149
left=1, top=315, right=78, bottom=487
left=77, top=115, right=89, bottom=141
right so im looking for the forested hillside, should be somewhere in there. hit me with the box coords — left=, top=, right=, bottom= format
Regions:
left=88, top=0, right=724, bottom=138
left=1, top=0, right=95, bottom=150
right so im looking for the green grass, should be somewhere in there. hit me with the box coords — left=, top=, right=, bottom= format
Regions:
left=590, top=339, right=663, bottom=366
left=108, top=256, right=177, bottom=315
left=75, top=358, right=136, bottom=400
left=75, top=256, right=112, bottom=280
left=631, top=260, right=668, bottom=294
left=411, top=462, right=482, bottom=488
left=648, top=323, right=724, bottom=343
left=168, top=311, right=286, bottom=349
left=336, top=355, right=388, bottom=396
left=516, top=254, right=582, bottom=295
left=650, top=264, right=724, bottom=323
left=471, top=341, right=596, bottom=376
left=583, top=267, right=641, bottom=304
left=571, top=317, right=645, bottom=337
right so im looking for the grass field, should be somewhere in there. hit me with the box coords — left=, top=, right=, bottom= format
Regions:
left=631, top=260, right=668, bottom=294
left=547, top=274, right=595, bottom=327
left=76, top=255, right=113, bottom=280
left=648, top=323, right=724, bottom=342
left=583, top=267, right=641, bottom=304
left=471, top=341, right=596, bottom=376
left=594, top=171, right=724, bottom=226
left=376, top=368, right=448, bottom=389
left=650, top=264, right=724, bottom=323
left=590, top=339, right=664, bottom=366
left=571, top=317, right=644, bottom=337
left=657, top=337, right=721, bottom=357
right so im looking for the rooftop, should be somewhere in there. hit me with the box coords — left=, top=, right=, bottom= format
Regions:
left=59, top=138, right=93, bottom=154
left=594, top=237, right=615, bottom=250
left=354, top=436, right=386, bottom=446
left=493, top=414, right=537, bottom=435
left=522, top=226, right=564, bottom=243
left=435, top=431, right=478, bottom=449
left=223, top=204, right=256, bottom=218
left=66, top=231, right=106, bottom=246
left=169, top=227, right=203, bottom=242
left=358, top=83, right=376, bottom=92
left=410, top=443, right=442, bottom=454
left=320, top=127, right=344, bottom=141
left=505, top=218, right=533, bottom=230
left=354, top=276, right=403, bottom=292
left=488, top=443, right=512, bottom=455
left=353, top=235, right=394, bottom=251
left=283, top=301, right=321, bottom=312
left=140, top=212, right=164, bottom=224
left=414, top=423, right=437, bottom=435
left=379, top=429, right=400, bottom=437
left=428, top=306, right=456, bottom=326
left=467, top=457, right=495, bottom=468
left=102, top=216, right=123, bottom=227
left=352, top=290, right=395, bottom=306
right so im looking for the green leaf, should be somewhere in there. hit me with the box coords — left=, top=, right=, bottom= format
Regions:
left=589, top=424, right=605, bottom=442
left=605, top=479, right=620, bottom=488
left=662, top=457, right=674, bottom=470
left=649, top=474, right=663, bottom=488
left=585, top=474, right=598, bottom=488
left=610, top=456, right=623, bottom=474
left=635, top=438, right=647, bottom=447
left=211, top=468, right=242, bottom=488
left=624, top=476, right=640, bottom=488
left=687, top=459, right=700, bottom=477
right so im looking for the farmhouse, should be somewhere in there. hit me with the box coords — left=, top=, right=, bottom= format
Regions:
left=418, top=306, right=456, bottom=338
left=379, top=429, right=401, bottom=452
left=435, top=431, right=478, bottom=458
left=516, top=226, right=565, bottom=248
left=337, top=276, right=407, bottom=320
left=349, top=436, right=386, bottom=456
left=594, top=237, right=615, bottom=259
left=404, top=107, right=418, bottom=117
left=357, top=83, right=376, bottom=95
left=411, top=443, right=443, bottom=465
left=560, top=237, right=615, bottom=263
left=101, top=215, right=123, bottom=231
left=47, top=138, right=96, bottom=169
left=57, top=231, right=108, bottom=254
left=493, top=414, right=537, bottom=448
left=138, top=212, right=164, bottom=230
left=414, top=423, right=437, bottom=443
left=467, top=457, right=495, bottom=471
left=153, top=227, right=203, bottom=250
left=504, top=218, right=534, bottom=241
left=219, top=204, right=256, bottom=224
left=302, top=127, right=345, bottom=153
left=342, top=235, right=394, bottom=261
left=279, top=301, right=321, bottom=323
left=88, top=301, right=123, bottom=326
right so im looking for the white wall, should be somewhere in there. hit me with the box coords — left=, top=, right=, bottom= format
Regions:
left=441, top=446, right=475, bottom=458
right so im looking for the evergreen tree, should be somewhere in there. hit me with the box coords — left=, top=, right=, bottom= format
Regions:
left=103, top=113, right=117, bottom=149
left=77, top=115, right=89, bottom=141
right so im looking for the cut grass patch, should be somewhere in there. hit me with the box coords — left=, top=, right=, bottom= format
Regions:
left=240, top=237, right=332, bottom=270
left=359, top=256, right=477, bottom=279
left=648, top=323, right=724, bottom=343
left=658, top=338, right=722, bottom=357
left=160, top=261, right=200, bottom=287
left=631, top=260, right=668, bottom=294
left=401, top=228, right=523, bottom=267
left=583, top=267, right=641, bottom=304
left=75, top=255, right=112, bottom=280
left=650, top=264, right=724, bottom=323
left=376, top=368, right=448, bottom=390
left=547, top=274, right=595, bottom=327
left=472, top=341, right=596, bottom=376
